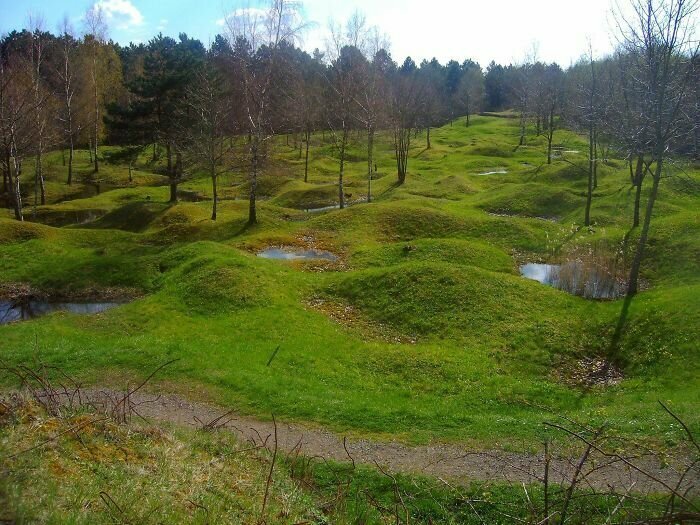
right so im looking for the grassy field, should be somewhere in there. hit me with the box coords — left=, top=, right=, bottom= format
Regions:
left=1, top=114, right=698, bottom=457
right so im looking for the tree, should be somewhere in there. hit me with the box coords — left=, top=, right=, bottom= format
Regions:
left=457, top=60, right=484, bottom=127
left=225, top=0, right=304, bottom=224
left=391, top=60, right=423, bottom=185
left=614, top=0, right=699, bottom=296
left=324, top=17, right=367, bottom=209
left=484, top=61, right=507, bottom=111
left=27, top=17, right=50, bottom=208
left=83, top=5, right=108, bottom=173
left=107, top=34, right=204, bottom=202
left=542, top=63, right=564, bottom=164
left=56, top=18, right=81, bottom=185
left=300, top=55, right=323, bottom=183
left=352, top=28, right=391, bottom=203
left=0, top=34, right=39, bottom=221
left=583, top=47, right=600, bottom=226
left=180, top=61, right=232, bottom=220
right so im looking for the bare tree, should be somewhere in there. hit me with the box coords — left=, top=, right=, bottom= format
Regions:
left=614, top=0, right=699, bottom=295
left=83, top=5, right=108, bottom=174
left=324, top=18, right=366, bottom=209
left=584, top=45, right=599, bottom=226
left=352, top=27, right=390, bottom=203
left=391, top=63, right=423, bottom=185
left=0, top=42, right=38, bottom=221
left=28, top=15, right=48, bottom=209
left=225, top=0, right=305, bottom=224
left=180, top=63, right=232, bottom=220
left=56, top=17, right=81, bottom=186
left=543, top=63, right=564, bottom=164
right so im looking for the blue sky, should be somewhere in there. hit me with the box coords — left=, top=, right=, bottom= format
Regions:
left=0, top=0, right=620, bottom=66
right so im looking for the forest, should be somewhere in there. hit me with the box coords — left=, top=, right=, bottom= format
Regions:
left=0, top=0, right=699, bottom=523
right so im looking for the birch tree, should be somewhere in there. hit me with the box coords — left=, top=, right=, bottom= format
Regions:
left=83, top=5, right=108, bottom=173
left=56, top=18, right=81, bottom=185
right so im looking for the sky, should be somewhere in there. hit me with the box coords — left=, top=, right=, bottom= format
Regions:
left=0, top=0, right=621, bottom=67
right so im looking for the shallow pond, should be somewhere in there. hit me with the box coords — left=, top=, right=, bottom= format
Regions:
left=477, top=169, right=508, bottom=175
left=304, top=204, right=341, bottom=213
left=257, top=247, right=338, bottom=261
left=0, top=300, right=121, bottom=325
left=520, top=262, right=625, bottom=299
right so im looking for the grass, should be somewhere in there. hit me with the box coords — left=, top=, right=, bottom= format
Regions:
left=0, top=115, right=698, bottom=453
left=0, top=399, right=686, bottom=524
left=0, top=400, right=322, bottom=524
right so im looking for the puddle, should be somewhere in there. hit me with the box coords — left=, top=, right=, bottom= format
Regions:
left=552, top=149, right=581, bottom=158
left=488, top=212, right=559, bottom=222
left=257, top=247, right=338, bottom=261
left=476, top=169, right=508, bottom=175
left=0, top=300, right=122, bottom=325
left=304, top=204, right=341, bottom=213
left=304, top=199, right=367, bottom=213
left=27, top=209, right=106, bottom=227
left=520, top=262, right=625, bottom=299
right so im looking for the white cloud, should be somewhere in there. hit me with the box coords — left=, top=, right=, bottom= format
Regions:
left=92, top=0, right=144, bottom=31
left=156, top=18, right=168, bottom=31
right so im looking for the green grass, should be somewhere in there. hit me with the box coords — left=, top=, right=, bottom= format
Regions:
left=0, top=401, right=322, bottom=524
left=1, top=115, right=698, bottom=452
left=2, top=401, right=679, bottom=524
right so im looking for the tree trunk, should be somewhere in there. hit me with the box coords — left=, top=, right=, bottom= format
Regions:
left=519, top=111, right=526, bottom=146
left=304, top=129, right=310, bottom=183
left=426, top=126, right=431, bottom=149
left=67, top=138, right=74, bottom=185
left=166, top=142, right=173, bottom=176
left=13, top=174, right=23, bottom=221
left=10, top=156, right=23, bottom=221
left=89, top=138, right=93, bottom=163
left=248, top=138, right=258, bottom=225
left=632, top=156, right=644, bottom=228
left=128, top=160, right=133, bottom=183
left=627, top=160, right=662, bottom=296
left=585, top=121, right=594, bottom=226
left=38, top=159, right=45, bottom=205
left=338, top=128, right=347, bottom=209
left=367, top=125, right=374, bottom=203
left=546, top=108, right=555, bottom=165
left=593, top=131, right=598, bottom=189
left=169, top=180, right=178, bottom=203
left=93, top=57, right=99, bottom=174
left=211, top=166, right=217, bottom=221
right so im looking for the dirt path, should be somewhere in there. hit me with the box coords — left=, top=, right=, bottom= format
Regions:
left=81, top=389, right=697, bottom=495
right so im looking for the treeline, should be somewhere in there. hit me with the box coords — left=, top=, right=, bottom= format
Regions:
left=1, top=1, right=697, bottom=295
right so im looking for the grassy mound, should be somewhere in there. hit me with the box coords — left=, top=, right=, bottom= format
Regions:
left=326, top=261, right=580, bottom=346
left=350, top=238, right=515, bottom=274
left=476, top=182, right=581, bottom=219
left=158, top=242, right=285, bottom=314
left=272, top=181, right=339, bottom=209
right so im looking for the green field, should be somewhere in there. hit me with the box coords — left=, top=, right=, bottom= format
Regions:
left=0, top=117, right=700, bottom=448
left=2, top=115, right=698, bottom=450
